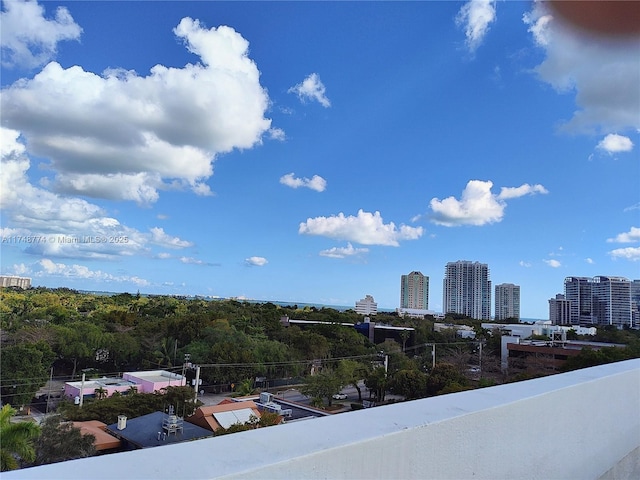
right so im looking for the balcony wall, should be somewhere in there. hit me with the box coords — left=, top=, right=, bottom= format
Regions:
left=6, top=359, right=639, bottom=480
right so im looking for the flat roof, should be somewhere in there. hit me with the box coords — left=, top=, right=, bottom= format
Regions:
left=106, top=412, right=213, bottom=448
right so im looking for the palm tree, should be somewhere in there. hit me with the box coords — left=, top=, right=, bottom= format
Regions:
left=94, top=387, right=107, bottom=400
left=0, top=404, right=41, bottom=471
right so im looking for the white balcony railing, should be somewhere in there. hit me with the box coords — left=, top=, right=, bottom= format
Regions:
left=5, top=359, right=639, bottom=480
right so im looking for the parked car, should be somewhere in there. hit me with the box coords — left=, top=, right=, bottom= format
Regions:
left=332, top=393, right=347, bottom=400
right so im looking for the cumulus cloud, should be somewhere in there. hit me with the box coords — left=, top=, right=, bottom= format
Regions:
left=1, top=0, right=82, bottom=69
left=429, top=180, right=548, bottom=227
left=288, top=73, right=331, bottom=107
left=596, top=134, right=634, bottom=154
left=14, top=259, right=150, bottom=286
left=0, top=128, right=193, bottom=259
left=544, top=259, right=562, bottom=268
left=524, top=3, right=640, bottom=134
left=519, top=261, right=532, bottom=268
left=608, top=247, right=640, bottom=261
left=299, top=209, right=423, bottom=247
left=319, top=243, right=369, bottom=259
left=456, top=0, right=497, bottom=52
left=280, top=173, right=327, bottom=192
left=0, top=17, right=272, bottom=204
left=585, top=258, right=594, bottom=264
left=150, top=227, right=193, bottom=249
left=607, top=227, right=640, bottom=243
left=245, top=256, right=268, bottom=267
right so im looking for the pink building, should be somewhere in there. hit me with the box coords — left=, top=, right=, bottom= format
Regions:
left=122, top=370, right=186, bottom=393
left=64, top=370, right=185, bottom=401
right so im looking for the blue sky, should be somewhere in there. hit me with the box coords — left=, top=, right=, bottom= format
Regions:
left=1, top=0, right=638, bottom=319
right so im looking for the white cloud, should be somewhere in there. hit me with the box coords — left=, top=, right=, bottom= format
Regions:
left=498, top=183, right=549, bottom=200
left=0, top=129, right=195, bottom=260
left=245, top=256, right=268, bottom=267
left=519, top=261, right=532, bottom=268
left=607, top=227, right=640, bottom=243
left=0, top=0, right=82, bottom=69
left=288, top=73, right=331, bottom=107
left=544, top=259, right=562, bottom=268
left=524, top=3, right=640, bottom=134
left=319, top=243, right=369, bottom=259
left=624, top=203, right=640, bottom=212
left=17, top=258, right=150, bottom=286
left=280, top=173, right=327, bottom=192
left=0, top=17, right=272, bottom=204
left=585, top=258, right=594, bottom=264
left=608, top=247, right=640, bottom=261
left=269, top=128, right=286, bottom=141
left=429, top=180, right=548, bottom=227
left=299, top=209, right=423, bottom=247
left=150, top=227, right=193, bottom=249
left=596, top=134, right=634, bottom=154
left=456, top=0, right=497, bottom=52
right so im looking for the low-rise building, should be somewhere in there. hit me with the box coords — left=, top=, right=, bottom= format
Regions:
left=64, top=370, right=186, bottom=401
left=186, top=400, right=264, bottom=432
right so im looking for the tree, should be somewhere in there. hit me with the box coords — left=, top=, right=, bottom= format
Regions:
left=94, top=387, right=107, bottom=400
left=300, top=369, right=343, bottom=407
left=336, top=360, right=369, bottom=402
left=389, top=369, right=427, bottom=400
left=426, top=363, right=469, bottom=396
left=364, top=367, right=388, bottom=402
left=33, top=415, right=95, bottom=466
left=0, top=342, right=54, bottom=408
left=0, top=404, right=40, bottom=471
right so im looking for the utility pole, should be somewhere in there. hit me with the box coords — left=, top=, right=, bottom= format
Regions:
left=431, top=343, right=436, bottom=370
left=45, top=367, right=53, bottom=415
left=79, top=373, right=85, bottom=408
left=193, top=365, right=201, bottom=403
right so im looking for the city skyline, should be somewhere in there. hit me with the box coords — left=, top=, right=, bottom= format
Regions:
left=1, top=1, right=638, bottom=320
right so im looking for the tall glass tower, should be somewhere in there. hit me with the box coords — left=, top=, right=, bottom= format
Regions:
left=443, top=261, right=491, bottom=320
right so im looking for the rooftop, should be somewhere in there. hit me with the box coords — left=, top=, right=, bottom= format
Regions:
left=6, top=359, right=639, bottom=479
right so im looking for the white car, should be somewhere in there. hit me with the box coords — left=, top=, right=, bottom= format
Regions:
left=332, top=393, right=347, bottom=400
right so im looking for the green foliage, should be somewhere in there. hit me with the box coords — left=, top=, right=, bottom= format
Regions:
left=364, top=367, right=388, bottom=402
left=1, top=342, right=54, bottom=407
left=389, top=369, right=427, bottom=399
left=59, top=386, right=198, bottom=424
left=300, top=368, right=343, bottom=407
left=425, top=363, right=469, bottom=396
left=0, top=404, right=40, bottom=471
left=33, top=415, right=95, bottom=466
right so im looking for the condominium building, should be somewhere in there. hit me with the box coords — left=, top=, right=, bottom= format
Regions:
left=495, top=283, right=520, bottom=321
left=0, top=275, right=31, bottom=289
left=355, top=295, right=378, bottom=316
left=442, top=261, right=491, bottom=320
left=549, top=294, right=572, bottom=326
left=400, top=271, right=429, bottom=310
left=564, top=277, right=592, bottom=325
left=591, top=276, right=632, bottom=328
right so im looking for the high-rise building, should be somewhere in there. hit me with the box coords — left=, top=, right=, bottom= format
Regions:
left=400, top=271, right=429, bottom=310
left=495, top=283, right=520, bottom=321
left=0, top=276, right=31, bottom=289
left=549, top=294, right=571, bottom=325
left=631, top=280, right=640, bottom=328
left=564, top=277, right=592, bottom=325
left=355, top=295, right=378, bottom=316
left=591, top=276, right=632, bottom=328
left=443, top=261, right=491, bottom=320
